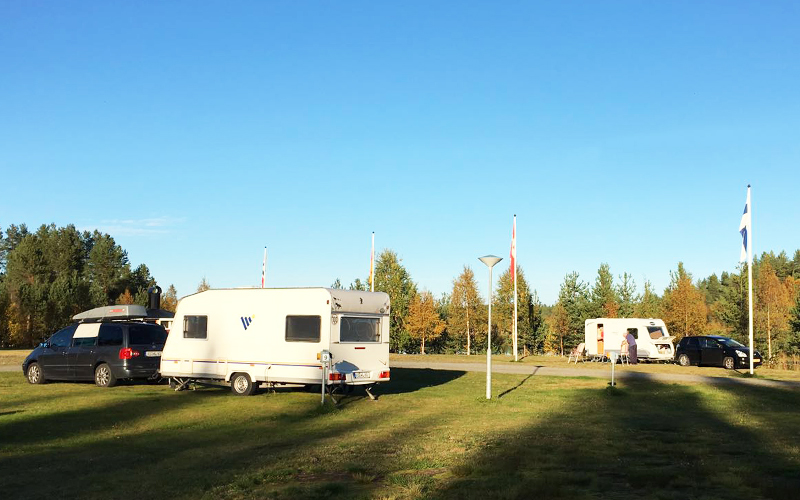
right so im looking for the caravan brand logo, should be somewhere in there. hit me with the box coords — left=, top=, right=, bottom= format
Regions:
left=241, top=315, right=254, bottom=330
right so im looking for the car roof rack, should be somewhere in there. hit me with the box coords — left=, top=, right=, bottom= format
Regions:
left=73, top=305, right=174, bottom=323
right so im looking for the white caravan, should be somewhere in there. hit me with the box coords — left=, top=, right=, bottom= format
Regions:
left=160, top=288, right=391, bottom=395
left=584, top=318, right=675, bottom=361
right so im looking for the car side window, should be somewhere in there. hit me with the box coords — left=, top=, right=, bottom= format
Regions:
left=686, top=337, right=699, bottom=348
left=49, top=325, right=77, bottom=348
left=699, top=338, right=718, bottom=349
left=73, top=336, right=97, bottom=347
left=98, top=325, right=124, bottom=346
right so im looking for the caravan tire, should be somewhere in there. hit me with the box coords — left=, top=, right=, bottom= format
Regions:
left=231, top=373, right=256, bottom=396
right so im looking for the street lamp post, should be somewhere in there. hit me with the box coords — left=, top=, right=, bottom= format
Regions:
left=479, top=255, right=502, bottom=399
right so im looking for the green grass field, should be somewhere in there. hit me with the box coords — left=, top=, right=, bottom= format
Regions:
left=2, top=366, right=799, bottom=500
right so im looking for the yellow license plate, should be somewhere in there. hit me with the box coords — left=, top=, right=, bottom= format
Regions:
left=753, top=358, right=760, bottom=362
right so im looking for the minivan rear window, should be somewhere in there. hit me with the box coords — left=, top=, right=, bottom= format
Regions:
left=98, top=325, right=123, bottom=346
left=128, top=324, right=167, bottom=345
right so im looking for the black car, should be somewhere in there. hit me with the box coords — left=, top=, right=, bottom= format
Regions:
left=22, top=318, right=167, bottom=387
left=675, top=335, right=762, bottom=370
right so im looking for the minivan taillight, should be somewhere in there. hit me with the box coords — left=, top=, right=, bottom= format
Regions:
left=119, top=348, right=140, bottom=360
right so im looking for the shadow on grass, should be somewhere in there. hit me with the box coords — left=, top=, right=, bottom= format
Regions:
left=497, top=374, right=533, bottom=398
left=376, top=367, right=466, bottom=396
left=430, top=378, right=800, bottom=500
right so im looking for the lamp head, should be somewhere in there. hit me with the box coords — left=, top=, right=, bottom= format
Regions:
left=478, top=255, right=502, bottom=268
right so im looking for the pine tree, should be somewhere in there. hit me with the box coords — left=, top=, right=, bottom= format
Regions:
left=715, top=265, right=748, bottom=342
left=197, top=277, right=211, bottom=292
left=616, top=272, right=638, bottom=318
left=349, top=278, right=367, bottom=291
left=373, top=249, right=417, bottom=353
left=589, top=263, right=619, bottom=318
left=634, top=280, right=662, bottom=318
left=556, top=272, right=590, bottom=350
left=86, top=231, right=130, bottom=306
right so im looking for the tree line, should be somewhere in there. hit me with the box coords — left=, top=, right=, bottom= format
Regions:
left=339, top=249, right=800, bottom=363
left=4, top=222, right=800, bottom=364
left=0, top=223, right=177, bottom=347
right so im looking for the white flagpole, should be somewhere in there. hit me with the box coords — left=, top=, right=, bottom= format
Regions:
left=513, top=215, right=518, bottom=362
left=747, top=186, right=754, bottom=375
left=370, top=232, right=375, bottom=292
left=262, top=247, right=267, bottom=289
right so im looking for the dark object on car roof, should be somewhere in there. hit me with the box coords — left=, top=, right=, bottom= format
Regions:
left=73, top=286, right=174, bottom=323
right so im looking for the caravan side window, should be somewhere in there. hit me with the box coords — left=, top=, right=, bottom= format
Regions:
left=286, top=316, right=321, bottom=342
left=184, top=315, right=208, bottom=339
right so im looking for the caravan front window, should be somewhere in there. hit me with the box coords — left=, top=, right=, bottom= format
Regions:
left=340, top=317, right=380, bottom=343
left=286, top=316, right=321, bottom=342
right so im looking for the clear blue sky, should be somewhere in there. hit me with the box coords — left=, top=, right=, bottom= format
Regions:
left=2, top=1, right=798, bottom=304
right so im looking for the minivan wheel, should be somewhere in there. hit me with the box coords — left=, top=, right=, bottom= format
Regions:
left=26, top=362, right=45, bottom=384
left=231, top=373, right=255, bottom=396
left=95, top=363, right=117, bottom=387
left=677, top=353, right=691, bottom=367
left=723, top=357, right=735, bottom=370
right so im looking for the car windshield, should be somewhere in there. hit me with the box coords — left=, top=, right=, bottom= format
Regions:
left=717, top=337, right=745, bottom=348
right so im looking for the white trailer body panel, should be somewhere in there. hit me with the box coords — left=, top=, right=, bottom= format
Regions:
left=584, top=318, right=675, bottom=361
left=160, top=288, right=390, bottom=386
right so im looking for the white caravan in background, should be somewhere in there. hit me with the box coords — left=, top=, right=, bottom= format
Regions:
left=584, top=318, right=675, bottom=361
left=160, top=288, right=391, bottom=396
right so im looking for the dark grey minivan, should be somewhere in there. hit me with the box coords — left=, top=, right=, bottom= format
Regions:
left=22, top=305, right=168, bottom=387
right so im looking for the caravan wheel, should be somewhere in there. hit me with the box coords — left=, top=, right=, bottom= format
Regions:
left=231, top=373, right=256, bottom=396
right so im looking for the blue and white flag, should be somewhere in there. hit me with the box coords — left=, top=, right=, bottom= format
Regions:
left=739, top=186, right=751, bottom=263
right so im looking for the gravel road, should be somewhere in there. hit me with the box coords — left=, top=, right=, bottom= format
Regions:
left=390, top=360, right=800, bottom=389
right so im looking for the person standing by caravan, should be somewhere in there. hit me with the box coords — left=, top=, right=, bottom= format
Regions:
left=625, top=329, right=638, bottom=364
left=597, top=325, right=604, bottom=358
